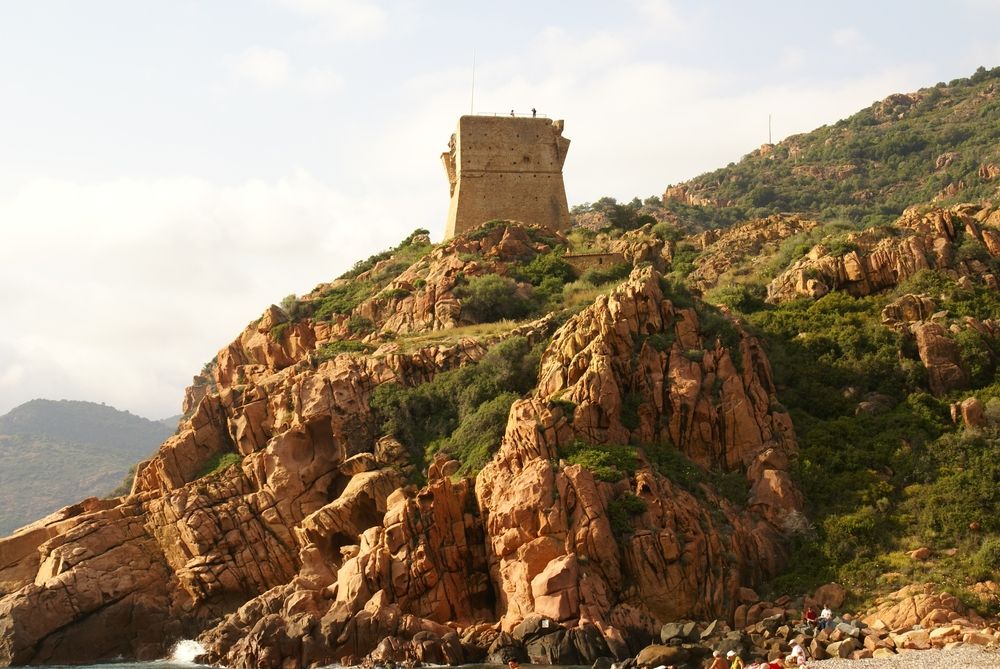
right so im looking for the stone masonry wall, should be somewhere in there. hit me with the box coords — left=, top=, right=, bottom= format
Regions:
left=442, top=116, right=571, bottom=239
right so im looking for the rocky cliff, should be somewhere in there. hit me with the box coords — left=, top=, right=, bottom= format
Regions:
left=0, top=222, right=802, bottom=667
left=766, top=204, right=1000, bottom=303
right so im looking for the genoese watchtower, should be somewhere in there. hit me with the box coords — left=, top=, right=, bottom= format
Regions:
left=441, top=115, right=571, bottom=240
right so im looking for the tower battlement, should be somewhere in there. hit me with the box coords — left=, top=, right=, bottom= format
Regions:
left=441, top=115, right=571, bottom=240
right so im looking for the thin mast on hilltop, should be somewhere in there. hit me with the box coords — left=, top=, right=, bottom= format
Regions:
left=470, top=51, right=476, bottom=114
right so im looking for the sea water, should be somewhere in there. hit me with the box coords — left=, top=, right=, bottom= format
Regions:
left=18, top=639, right=212, bottom=669
left=15, top=640, right=587, bottom=669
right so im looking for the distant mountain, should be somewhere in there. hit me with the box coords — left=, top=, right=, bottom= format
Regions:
left=157, top=414, right=182, bottom=432
left=0, top=399, right=172, bottom=535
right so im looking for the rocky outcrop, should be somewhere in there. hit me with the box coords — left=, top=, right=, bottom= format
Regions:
left=0, top=227, right=803, bottom=668
left=199, top=458, right=490, bottom=668
left=951, top=396, right=987, bottom=428
left=352, top=224, right=558, bottom=336
left=912, top=322, right=969, bottom=396
left=687, top=215, right=817, bottom=292
left=862, top=584, right=981, bottom=631
left=663, top=184, right=716, bottom=207
left=476, top=266, right=802, bottom=650
left=626, top=582, right=999, bottom=664
left=607, top=225, right=667, bottom=267
left=767, top=204, right=1000, bottom=302
left=881, top=294, right=936, bottom=330
left=981, top=163, right=1000, bottom=182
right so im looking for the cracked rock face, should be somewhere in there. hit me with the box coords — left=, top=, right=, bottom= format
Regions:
left=0, top=226, right=802, bottom=668
left=766, top=204, right=1000, bottom=303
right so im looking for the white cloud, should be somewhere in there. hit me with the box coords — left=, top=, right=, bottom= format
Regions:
left=228, top=47, right=342, bottom=95
left=832, top=27, right=865, bottom=51
left=633, top=0, right=687, bottom=32
left=297, top=67, right=344, bottom=95
left=0, top=363, right=25, bottom=389
left=0, top=172, right=409, bottom=419
left=379, top=30, right=927, bottom=206
left=779, top=46, right=807, bottom=71
left=273, top=0, right=387, bottom=38
left=231, top=46, right=291, bottom=89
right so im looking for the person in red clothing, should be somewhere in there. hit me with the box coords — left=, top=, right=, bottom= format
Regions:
left=708, top=650, right=728, bottom=669
left=803, top=606, right=818, bottom=628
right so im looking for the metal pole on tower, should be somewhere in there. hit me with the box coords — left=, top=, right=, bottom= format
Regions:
left=470, top=51, right=476, bottom=114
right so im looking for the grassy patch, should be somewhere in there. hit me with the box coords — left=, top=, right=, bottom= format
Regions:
left=197, top=451, right=241, bottom=478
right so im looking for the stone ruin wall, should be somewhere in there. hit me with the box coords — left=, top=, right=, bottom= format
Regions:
left=563, top=251, right=627, bottom=275
left=442, top=115, right=571, bottom=239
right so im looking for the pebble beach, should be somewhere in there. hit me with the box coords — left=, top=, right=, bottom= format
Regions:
left=805, top=645, right=1000, bottom=668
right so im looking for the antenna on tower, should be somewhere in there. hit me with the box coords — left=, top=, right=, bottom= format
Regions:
left=768, top=113, right=772, bottom=144
left=470, top=50, right=476, bottom=114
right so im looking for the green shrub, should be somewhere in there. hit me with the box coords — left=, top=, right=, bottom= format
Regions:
left=651, top=221, right=684, bottom=242
left=270, top=321, right=290, bottom=342
left=697, top=305, right=742, bottom=366
left=346, top=315, right=375, bottom=336
left=370, top=336, right=544, bottom=478
left=381, top=287, right=411, bottom=300
left=312, top=281, right=374, bottom=320
left=822, top=506, right=884, bottom=563
left=547, top=398, right=577, bottom=419
left=559, top=440, right=637, bottom=482
left=620, top=391, right=643, bottom=431
left=197, top=451, right=241, bottom=478
left=429, top=392, right=518, bottom=474
left=339, top=228, right=432, bottom=280
left=608, top=492, right=647, bottom=537
left=581, top=262, right=631, bottom=286
left=644, top=332, right=675, bottom=352
left=659, top=275, right=695, bottom=308
left=706, top=283, right=766, bottom=313
left=670, top=243, right=699, bottom=276
left=973, top=537, right=1000, bottom=580
left=280, top=294, right=311, bottom=321
left=313, top=339, right=372, bottom=362
left=955, top=329, right=996, bottom=386
left=454, top=274, right=534, bottom=322
left=511, top=251, right=575, bottom=286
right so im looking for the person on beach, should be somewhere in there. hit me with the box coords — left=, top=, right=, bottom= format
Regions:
left=727, top=650, right=744, bottom=669
left=708, top=650, right=728, bottom=669
left=787, top=642, right=807, bottom=666
left=803, top=606, right=818, bottom=628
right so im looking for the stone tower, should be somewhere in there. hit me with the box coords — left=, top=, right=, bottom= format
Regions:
left=441, top=115, right=571, bottom=240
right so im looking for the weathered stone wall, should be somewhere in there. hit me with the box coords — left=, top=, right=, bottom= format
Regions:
left=442, top=116, right=570, bottom=239
left=563, top=252, right=626, bottom=275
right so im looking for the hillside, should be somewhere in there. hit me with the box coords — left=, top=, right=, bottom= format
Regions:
left=664, top=65, right=1000, bottom=229
left=0, top=399, right=172, bottom=534
left=1, top=68, right=999, bottom=668
left=566, top=68, right=1000, bottom=615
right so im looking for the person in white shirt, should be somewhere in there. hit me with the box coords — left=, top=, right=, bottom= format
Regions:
left=787, top=642, right=807, bottom=666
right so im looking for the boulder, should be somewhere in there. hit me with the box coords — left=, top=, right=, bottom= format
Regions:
left=826, top=637, right=858, bottom=658
left=634, top=644, right=689, bottom=667
left=812, top=583, right=846, bottom=609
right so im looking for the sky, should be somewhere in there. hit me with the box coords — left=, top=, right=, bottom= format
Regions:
left=1, top=0, right=999, bottom=420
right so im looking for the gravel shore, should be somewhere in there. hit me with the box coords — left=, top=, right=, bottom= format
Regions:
left=804, top=646, right=1000, bottom=668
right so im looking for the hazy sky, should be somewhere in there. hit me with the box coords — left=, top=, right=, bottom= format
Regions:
left=1, top=1, right=999, bottom=420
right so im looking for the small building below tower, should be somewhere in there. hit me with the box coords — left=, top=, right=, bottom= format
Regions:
left=441, top=115, right=571, bottom=240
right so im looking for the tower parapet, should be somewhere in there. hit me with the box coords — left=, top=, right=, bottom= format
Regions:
left=441, top=115, right=571, bottom=240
